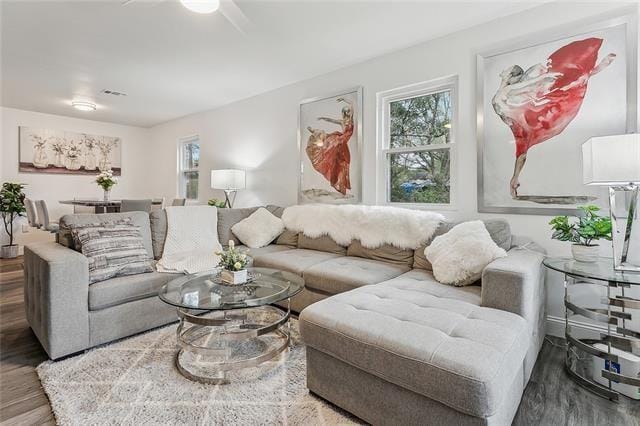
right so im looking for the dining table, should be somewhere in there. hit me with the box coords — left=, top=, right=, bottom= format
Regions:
left=59, top=199, right=164, bottom=213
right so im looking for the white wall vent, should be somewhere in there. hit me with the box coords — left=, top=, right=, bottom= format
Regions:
left=100, top=89, right=128, bottom=97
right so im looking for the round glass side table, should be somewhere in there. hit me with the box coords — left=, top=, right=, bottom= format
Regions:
left=159, top=267, right=304, bottom=384
left=543, top=257, right=640, bottom=401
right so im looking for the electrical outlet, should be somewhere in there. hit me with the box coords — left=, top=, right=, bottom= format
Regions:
left=22, top=224, right=30, bottom=233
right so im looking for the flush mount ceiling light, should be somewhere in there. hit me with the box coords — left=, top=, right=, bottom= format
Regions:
left=71, top=100, right=97, bottom=111
left=180, top=0, right=220, bottom=14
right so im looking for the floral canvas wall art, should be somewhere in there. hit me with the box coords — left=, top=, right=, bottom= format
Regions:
left=477, top=17, right=635, bottom=215
left=19, top=127, right=122, bottom=175
left=298, top=87, right=362, bottom=204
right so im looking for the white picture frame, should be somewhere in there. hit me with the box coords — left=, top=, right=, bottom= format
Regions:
left=19, top=127, right=122, bottom=176
left=477, top=13, right=637, bottom=215
left=298, top=87, right=363, bottom=204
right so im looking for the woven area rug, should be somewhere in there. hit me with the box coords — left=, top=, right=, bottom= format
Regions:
left=37, top=319, right=360, bottom=425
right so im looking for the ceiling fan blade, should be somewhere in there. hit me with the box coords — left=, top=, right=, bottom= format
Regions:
left=121, top=0, right=165, bottom=6
left=219, top=0, right=253, bottom=35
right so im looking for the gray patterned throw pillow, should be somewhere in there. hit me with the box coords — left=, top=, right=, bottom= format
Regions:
left=71, top=223, right=154, bottom=284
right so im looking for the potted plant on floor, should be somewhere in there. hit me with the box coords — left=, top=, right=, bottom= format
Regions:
left=0, top=182, right=26, bottom=259
left=549, top=205, right=612, bottom=263
left=217, top=240, right=249, bottom=284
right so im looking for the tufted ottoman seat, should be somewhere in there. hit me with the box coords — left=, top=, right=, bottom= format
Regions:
left=300, top=276, right=532, bottom=425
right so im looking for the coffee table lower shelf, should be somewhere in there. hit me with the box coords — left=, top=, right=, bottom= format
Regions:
left=174, top=302, right=292, bottom=384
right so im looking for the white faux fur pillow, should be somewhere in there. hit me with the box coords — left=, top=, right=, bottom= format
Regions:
left=231, top=208, right=285, bottom=248
left=425, top=220, right=507, bottom=286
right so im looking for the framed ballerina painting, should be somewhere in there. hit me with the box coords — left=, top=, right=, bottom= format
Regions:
left=298, top=87, right=363, bottom=204
left=477, top=14, right=637, bottom=215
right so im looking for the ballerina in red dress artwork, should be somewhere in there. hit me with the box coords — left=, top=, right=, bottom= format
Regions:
left=306, top=97, right=355, bottom=195
left=492, top=37, right=616, bottom=199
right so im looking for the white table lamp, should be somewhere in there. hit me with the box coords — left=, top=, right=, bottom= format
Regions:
left=582, top=134, right=640, bottom=271
left=210, top=169, right=246, bottom=208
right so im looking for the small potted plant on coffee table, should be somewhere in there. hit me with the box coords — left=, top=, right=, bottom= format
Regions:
left=549, top=205, right=612, bottom=263
left=0, top=182, right=26, bottom=259
left=217, top=240, right=249, bottom=284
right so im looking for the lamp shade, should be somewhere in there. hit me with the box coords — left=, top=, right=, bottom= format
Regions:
left=210, top=169, right=246, bottom=190
left=582, top=134, right=640, bottom=185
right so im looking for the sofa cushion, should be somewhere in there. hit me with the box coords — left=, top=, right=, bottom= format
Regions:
left=299, top=280, right=529, bottom=418
left=149, top=209, right=167, bottom=260
left=231, top=207, right=284, bottom=248
left=59, top=212, right=154, bottom=259
left=276, top=230, right=299, bottom=247
left=252, top=249, right=341, bottom=275
left=347, top=240, right=414, bottom=267
left=298, top=234, right=347, bottom=255
left=303, top=257, right=410, bottom=294
left=217, top=207, right=259, bottom=247
left=237, top=244, right=292, bottom=257
left=72, top=223, right=154, bottom=284
left=413, top=219, right=512, bottom=271
left=426, top=221, right=507, bottom=286
left=89, top=270, right=174, bottom=310
left=483, top=219, right=512, bottom=251
left=381, top=269, right=481, bottom=306
left=412, top=222, right=452, bottom=270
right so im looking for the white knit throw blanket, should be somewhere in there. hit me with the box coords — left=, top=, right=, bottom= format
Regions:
left=156, top=206, right=222, bottom=274
left=281, top=204, right=445, bottom=249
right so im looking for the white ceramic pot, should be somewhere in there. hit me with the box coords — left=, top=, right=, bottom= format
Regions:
left=220, top=269, right=248, bottom=285
left=1, top=245, right=19, bottom=259
left=571, top=244, right=599, bottom=263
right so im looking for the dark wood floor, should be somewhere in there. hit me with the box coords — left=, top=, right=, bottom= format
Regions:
left=0, top=256, right=638, bottom=426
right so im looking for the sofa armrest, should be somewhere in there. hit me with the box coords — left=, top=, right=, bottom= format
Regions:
left=24, top=242, right=90, bottom=359
left=480, top=247, right=545, bottom=323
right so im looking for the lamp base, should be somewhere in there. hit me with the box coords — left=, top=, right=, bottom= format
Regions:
left=223, top=189, right=237, bottom=208
left=609, top=185, right=640, bottom=273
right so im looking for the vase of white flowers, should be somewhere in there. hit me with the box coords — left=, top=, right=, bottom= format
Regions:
left=217, top=240, right=249, bottom=285
left=95, top=170, right=118, bottom=201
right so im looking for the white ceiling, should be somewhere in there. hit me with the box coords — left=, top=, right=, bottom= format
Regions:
left=1, top=1, right=540, bottom=128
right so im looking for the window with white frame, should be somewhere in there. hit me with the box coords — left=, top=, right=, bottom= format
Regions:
left=178, top=136, right=200, bottom=200
left=378, top=77, right=456, bottom=206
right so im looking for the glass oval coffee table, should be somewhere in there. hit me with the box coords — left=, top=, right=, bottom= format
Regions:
left=159, top=267, right=304, bottom=384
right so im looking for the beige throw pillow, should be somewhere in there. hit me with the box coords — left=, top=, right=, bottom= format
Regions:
left=425, top=220, right=507, bottom=286
left=231, top=208, right=284, bottom=248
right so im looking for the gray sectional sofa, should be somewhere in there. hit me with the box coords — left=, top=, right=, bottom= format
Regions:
left=24, top=205, right=545, bottom=425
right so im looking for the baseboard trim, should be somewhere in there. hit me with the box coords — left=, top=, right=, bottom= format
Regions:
left=545, top=315, right=614, bottom=338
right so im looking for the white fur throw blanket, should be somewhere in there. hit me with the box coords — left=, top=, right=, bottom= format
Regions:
left=156, top=206, right=222, bottom=274
left=281, top=204, right=445, bottom=249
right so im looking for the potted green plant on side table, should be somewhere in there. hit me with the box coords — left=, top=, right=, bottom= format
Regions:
left=549, top=205, right=612, bottom=263
left=217, top=240, right=249, bottom=284
left=0, top=182, right=26, bottom=259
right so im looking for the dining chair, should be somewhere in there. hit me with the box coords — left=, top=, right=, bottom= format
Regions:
left=120, top=199, right=152, bottom=213
left=24, top=198, right=39, bottom=228
left=171, top=198, right=186, bottom=206
left=151, top=197, right=165, bottom=210
left=35, top=200, right=60, bottom=232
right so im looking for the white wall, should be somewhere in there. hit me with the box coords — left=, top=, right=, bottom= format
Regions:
left=148, top=2, right=639, bottom=336
left=1, top=107, right=152, bottom=247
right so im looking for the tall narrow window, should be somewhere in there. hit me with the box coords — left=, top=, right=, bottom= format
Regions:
left=378, top=77, right=456, bottom=207
left=178, top=136, right=200, bottom=200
